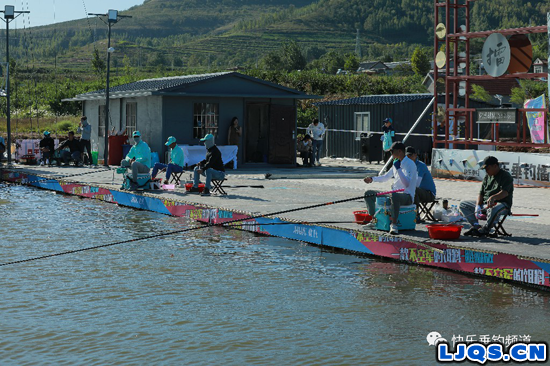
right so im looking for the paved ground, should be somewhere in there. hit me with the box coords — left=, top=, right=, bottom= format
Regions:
left=4, top=157, right=550, bottom=261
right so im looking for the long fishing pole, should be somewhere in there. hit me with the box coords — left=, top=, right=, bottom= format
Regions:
left=0, top=189, right=405, bottom=267
left=0, top=166, right=112, bottom=189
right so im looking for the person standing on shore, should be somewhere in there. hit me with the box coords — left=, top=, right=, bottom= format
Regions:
left=227, top=117, right=241, bottom=146
left=307, top=118, right=325, bottom=166
left=382, top=117, right=395, bottom=164
left=77, top=116, right=92, bottom=166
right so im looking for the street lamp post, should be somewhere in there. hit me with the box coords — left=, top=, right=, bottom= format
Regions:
left=0, top=5, right=29, bottom=165
left=89, top=10, right=131, bottom=166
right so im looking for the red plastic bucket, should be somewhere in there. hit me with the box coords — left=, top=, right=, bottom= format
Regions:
left=353, top=210, right=372, bottom=224
left=184, top=183, right=205, bottom=192
left=426, top=224, right=463, bottom=240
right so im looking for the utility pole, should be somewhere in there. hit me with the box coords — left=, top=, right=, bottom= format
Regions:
left=0, top=5, right=29, bottom=165
left=89, top=10, right=131, bottom=166
left=355, top=28, right=362, bottom=59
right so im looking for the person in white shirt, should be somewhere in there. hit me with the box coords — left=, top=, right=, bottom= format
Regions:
left=306, top=118, right=325, bottom=166
left=362, top=142, right=418, bottom=235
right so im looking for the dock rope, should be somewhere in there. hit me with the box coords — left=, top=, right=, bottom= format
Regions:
left=0, top=189, right=410, bottom=267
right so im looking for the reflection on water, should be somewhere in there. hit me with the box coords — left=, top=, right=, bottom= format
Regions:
left=0, top=186, right=549, bottom=365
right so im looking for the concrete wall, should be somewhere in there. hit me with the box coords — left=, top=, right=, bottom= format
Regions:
left=84, top=96, right=162, bottom=161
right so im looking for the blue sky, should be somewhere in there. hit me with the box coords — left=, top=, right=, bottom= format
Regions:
left=8, top=0, right=143, bottom=28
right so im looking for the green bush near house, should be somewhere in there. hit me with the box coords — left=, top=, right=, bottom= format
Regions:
left=54, top=120, right=77, bottom=132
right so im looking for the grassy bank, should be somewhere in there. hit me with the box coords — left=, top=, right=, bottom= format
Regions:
left=0, top=116, right=81, bottom=139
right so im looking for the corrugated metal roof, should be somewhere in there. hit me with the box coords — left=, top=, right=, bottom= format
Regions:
left=84, top=72, right=232, bottom=95
left=314, top=93, right=433, bottom=106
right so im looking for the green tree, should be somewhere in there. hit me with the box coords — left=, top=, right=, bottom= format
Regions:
left=91, top=49, right=106, bottom=76
left=344, top=53, right=359, bottom=72
left=411, top=47, right=430, bottom=76
left=280, top=40, right=306, bottom=72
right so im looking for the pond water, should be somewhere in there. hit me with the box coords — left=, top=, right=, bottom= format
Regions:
left=0, top=186, right=549, bottom=365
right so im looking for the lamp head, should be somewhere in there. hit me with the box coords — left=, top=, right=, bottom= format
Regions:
left=108, top=9, right=118, bottom=23
left=4, top=5, right=14, bottom=19
left=108, top=47, right=115, bottom=53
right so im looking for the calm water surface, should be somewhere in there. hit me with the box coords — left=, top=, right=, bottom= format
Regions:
left=0, top=186, right=549, bottom=365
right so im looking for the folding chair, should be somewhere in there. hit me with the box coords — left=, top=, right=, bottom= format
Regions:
left=169, top=170, right=184, bottom=186
left=211, top=179, right=227, bottom=195
left=489, top=213, right=512, bottom=238
left=418, top=200, right=438, bottom=221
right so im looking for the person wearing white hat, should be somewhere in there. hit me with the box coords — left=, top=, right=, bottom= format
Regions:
left=151, top=136, right=184, bottom=184
left=121, top=131, right=151, bottom=184
left=190, top=133, right=225, bottom=196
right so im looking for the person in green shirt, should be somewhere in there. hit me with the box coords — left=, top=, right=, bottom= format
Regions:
left=121, top=131, right=151, bottom=184
left=151, top=136, right=185, bottom=184
left=459, top=156, right=514, bottom=237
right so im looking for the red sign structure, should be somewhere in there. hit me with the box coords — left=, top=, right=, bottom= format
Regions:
left=433, top=0, right=550, bottom=149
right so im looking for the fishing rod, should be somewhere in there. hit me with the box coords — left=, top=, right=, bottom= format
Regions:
left=0, top=166, right=112, bottom=189
left=0, top=189, right=407, bottom=267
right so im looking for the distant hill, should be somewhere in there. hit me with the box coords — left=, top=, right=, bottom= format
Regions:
left=5, top=0, right=550, bottom=71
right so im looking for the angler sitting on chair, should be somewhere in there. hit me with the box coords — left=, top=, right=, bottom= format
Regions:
left=459, top=156, right=514, bottom=237
left=120, top=131, right=152, bottom=190
left=151, top=136, right=184, bottom=184
left=189, top=133, right=225, bottom=197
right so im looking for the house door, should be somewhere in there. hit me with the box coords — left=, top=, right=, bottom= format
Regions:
left=245, top=103, right=270, bottom=162
left=269, top=104, right=295, bottom=164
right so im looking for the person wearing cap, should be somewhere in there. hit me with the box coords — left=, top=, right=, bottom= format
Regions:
left=363, top=141, right=418, bottom=235
left=121, top=131, right=152, bottom=183
left=405, top=146, right=437, bottom=212
left=190, top=134, right=225, bottom=196
left=39, top=131, right=55, bottom=166
left=306, top=118, right=326, bottom=166
left=459, top=156, right=514, bottom=237
left=56, top=131, right=82, bottom=166
left=151, top=136, right=184, bottom=184
left=77, top=116, right=93, bottom=166
left=382, top=117, right=395, bottom=164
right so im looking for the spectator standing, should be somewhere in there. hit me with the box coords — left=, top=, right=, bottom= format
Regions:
left=307, top=118, right=325, bottom=166
left=227, top=117, right=242, bottom=146
left=382, top=117, right=395, bottom=164
left=77, top=116, right=93, bottom=165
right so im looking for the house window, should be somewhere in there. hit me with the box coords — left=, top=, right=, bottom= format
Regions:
left=534, top=66, right=543, bottom=74
left=98, top=105, right=106, bottom=137
left=126, top=102, right=137, bottom=136
left=193, top=103, right=219, bottom=139
left=354, top=112, right=370, bottom=140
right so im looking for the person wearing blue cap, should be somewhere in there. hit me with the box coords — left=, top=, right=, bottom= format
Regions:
left=39, top=131, right=55, bottom=166
left=151, top=136, right=184, bottom=184
left=190, top=133, right=225, bottom=196
left=121, top=131, right=151, bottom=184
left=382, top=117, right=395, bottom=165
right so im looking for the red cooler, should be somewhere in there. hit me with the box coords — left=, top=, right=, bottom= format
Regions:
left=108, top=135, right=128, bottom=165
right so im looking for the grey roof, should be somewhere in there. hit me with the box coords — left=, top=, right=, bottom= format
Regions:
left=64, top=71, right=320, bottom=101
left=84, top=72, right=231, bottom=95
left=314, top=93, right=433, bottom=106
